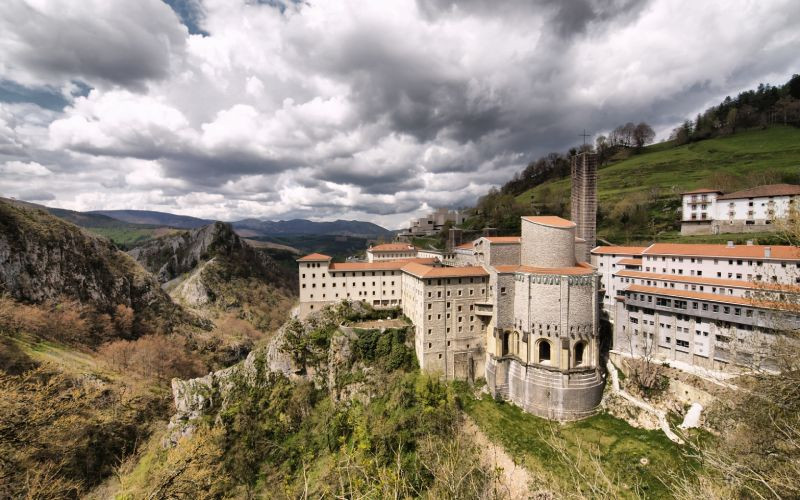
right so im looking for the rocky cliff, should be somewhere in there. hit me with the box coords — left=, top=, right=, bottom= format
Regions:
left=129, top=221, right=295, bottom=289
left=0, top=199, right=175, bottom=321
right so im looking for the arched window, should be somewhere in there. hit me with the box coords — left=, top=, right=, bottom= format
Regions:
left=575, top=342, right=586, bottom=366
left=538, top=340, right=551, bottom=364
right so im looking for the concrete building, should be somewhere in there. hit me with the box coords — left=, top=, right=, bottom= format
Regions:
left=400, top=208, right=468, bottom=237
left=680, top=184, right=800, bottom=235
left=592, top=241, right=800, bottom=372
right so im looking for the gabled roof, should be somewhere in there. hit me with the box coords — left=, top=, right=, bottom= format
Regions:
left=402, top=263, right=488, bottom=279
left=455, top=240, right=477, bottom=250
left=297, top=252, right=332, bottom=262
left=521, top=215, right=576, bottom=228
left=681, top=188, right=723, bottom=195
left=590, top=246, right=648, bottom=256
left=643, top=243, right=800, bottom=261
left=369, top=243, right=417, bottom=252
left=717, top=184, right=800, bottom=200
left=329, top=257, right=437, bottom=271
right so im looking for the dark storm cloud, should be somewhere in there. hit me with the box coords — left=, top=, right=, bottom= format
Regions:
left=0, top=0, right=187, bottom=90
left=1, top=0, right=799, bottom=225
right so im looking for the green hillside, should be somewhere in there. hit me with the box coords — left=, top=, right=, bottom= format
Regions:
left=516, top=126, right=800, bottom=244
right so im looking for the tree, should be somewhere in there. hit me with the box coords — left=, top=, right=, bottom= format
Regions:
left=632, top=122, right=655, bottom=149
left=788, top=73, right=800, bottom=99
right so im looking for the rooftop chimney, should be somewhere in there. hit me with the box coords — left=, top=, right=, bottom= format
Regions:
left=746, top=240, right=754, bottom=246
left=765, top=246, right=772, bottom=258
left=726, top=241, right=734, bottom=248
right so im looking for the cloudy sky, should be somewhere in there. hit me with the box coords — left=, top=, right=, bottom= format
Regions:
left=1, top=0, right=798, bottom=228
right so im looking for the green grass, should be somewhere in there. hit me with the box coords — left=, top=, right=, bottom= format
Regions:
left=459, top=387, right=694, bottom=498
left=518, top=126, right=800, bottom=208
left=516, top=127, right=800, bottom=244
left=86, top=227, right=160, bottom=248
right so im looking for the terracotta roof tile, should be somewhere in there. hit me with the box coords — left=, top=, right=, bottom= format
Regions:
left=494, top=264, right=594, bottom=276
left=622, top=284, right=792, bottom=311
left=329, top=258, right=436, bottom=271
left=297, top=252, right=332, bottom=262
left=643, top=243, right=800, bottom=260
left=521, top=215, right=576, bottom=228
left=369, top=243, right=417, bottom=252
left=681, top=188, right=723, bottom=195
left=591, top=246, right=648, bottom=255
left=617, top=258, right=643, bottom=266
left=717, top=184, right=800, bottom=200
left=402, top=263, right=488, bottom=278
left=615, top=270, right=800, bottom=293
left=483, top=236, right=521, bottom=244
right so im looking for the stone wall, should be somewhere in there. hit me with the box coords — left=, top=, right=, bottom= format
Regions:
left=521, top=219, right=575, bottom=268
left=570, top=153, right=597, bottom=262
left=486, top=356, right=605, bottom=421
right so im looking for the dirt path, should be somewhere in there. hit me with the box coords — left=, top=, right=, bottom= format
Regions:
left=463, top=417, right=538, bottom=499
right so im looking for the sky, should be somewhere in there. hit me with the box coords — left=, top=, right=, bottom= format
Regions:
left=0, top=0, right=798, bottom=229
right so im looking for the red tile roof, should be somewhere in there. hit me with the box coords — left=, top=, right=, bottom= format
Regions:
left=615, top=269, right=800, bottom=292
left=297, top=252, right=332, bottom=262
left=369, top=243, right=417, bottom=252
left=483, top=236, right=521, bottom=244
left=682, top=188, right=723, bottom=195
left=402, top=263, right=488, bottom=278
left=591, top=246, right=648, bottom=255
left=623, top=284, right=791, bottom=311
left=717, top=184, right=800, bottom=200
left=643, top=243, right=800, bottom=260
left=455, top=240, right=477, bottom=250
left=329, top=258, right=436, bottom=271
left=617, top=258, right=643, bottom=266
left=522, top=216, right=576, bottom=228
left=495, top=262, right=594, bottom=276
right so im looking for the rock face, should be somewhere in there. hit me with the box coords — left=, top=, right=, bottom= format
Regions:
left=129, top=221, right=279, bottom=284
left=0, top=199, right=173, bottom=317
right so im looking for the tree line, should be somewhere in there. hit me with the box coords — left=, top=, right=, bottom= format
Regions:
left=670, top=73, right=800, bottom=144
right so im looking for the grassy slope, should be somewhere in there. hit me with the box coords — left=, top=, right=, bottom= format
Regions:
left=516, top=126, right=800, bottom=243
left=461, top=388, right=693, bottom=498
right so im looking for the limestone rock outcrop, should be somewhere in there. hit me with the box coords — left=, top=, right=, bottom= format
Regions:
left=0, top=198, right=174, bottom=318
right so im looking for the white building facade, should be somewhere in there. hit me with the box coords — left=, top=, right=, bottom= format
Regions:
left=592, top=242, right=800, bottom=372
left=680, top=184, right=800, bottom=235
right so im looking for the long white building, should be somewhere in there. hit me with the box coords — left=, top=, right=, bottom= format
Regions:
left=680, top=184, right=800, bottom=235
left=592, top=242, right=800, bottom=371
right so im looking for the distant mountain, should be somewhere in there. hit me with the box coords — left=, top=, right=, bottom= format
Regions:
left=90, top=209, right=215, bottom=229
left=0, top=198, right=179, bottom=336
left=231, top=218, right=394, bottom=239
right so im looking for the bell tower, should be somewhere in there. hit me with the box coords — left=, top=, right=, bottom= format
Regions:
left=570, top=152, right=597, bottom=262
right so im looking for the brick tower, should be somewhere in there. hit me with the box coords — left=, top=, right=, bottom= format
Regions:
left=570, top=152, right=597, bottom=262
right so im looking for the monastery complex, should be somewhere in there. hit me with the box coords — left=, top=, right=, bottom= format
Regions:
left=297, top=152, right=800, bottom=421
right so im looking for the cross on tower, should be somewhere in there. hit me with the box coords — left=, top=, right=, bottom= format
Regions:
left=579, top=129, right=590, bottom=147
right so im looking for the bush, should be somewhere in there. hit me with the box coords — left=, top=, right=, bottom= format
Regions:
left=99, top=334, right=205, bottom=383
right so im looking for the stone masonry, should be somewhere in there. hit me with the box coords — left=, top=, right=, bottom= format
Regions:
left=571, top=152, right=597, bottom=262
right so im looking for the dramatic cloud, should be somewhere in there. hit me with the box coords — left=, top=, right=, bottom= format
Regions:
left=0, top=0, right=799, bottom=228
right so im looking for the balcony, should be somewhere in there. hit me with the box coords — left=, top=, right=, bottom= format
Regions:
left=475, top=302, right=493, bottom=317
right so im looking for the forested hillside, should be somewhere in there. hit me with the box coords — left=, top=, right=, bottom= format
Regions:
left=464, top=74, right=800, bottom=243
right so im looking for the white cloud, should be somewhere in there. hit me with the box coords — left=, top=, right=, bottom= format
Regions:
left=0, top=0, right=799, bottom=228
